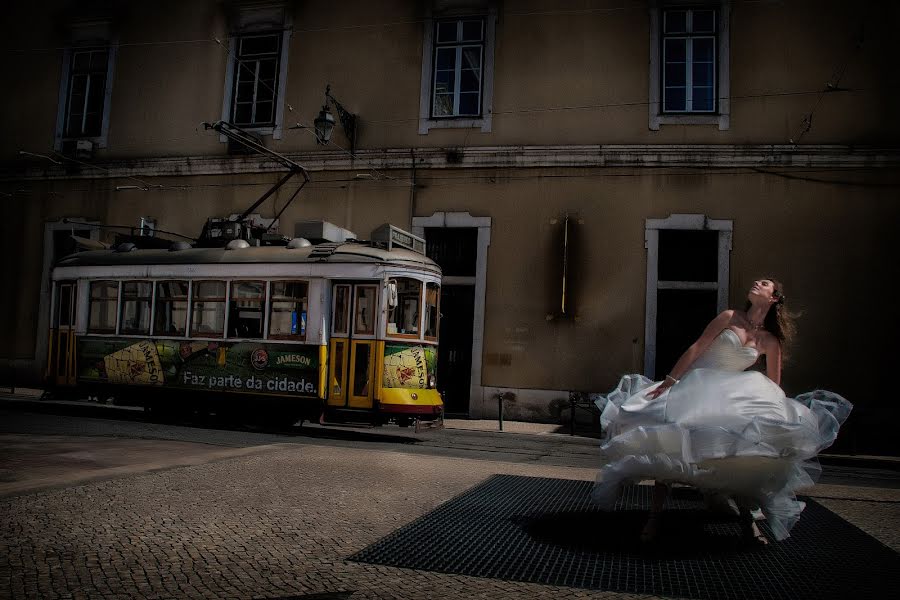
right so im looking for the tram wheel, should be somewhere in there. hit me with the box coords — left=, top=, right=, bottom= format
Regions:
left=396, top=417, right=414, bottom=428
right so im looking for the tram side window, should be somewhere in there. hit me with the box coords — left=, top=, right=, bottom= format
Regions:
left=192, top=281, right=226, bottom=337
left=88, top=280, right=119, bottom=333
left=229, top=281, right=265, bottom=339
left=387, top=278, right=422, bottom=336
left=120, top=281, right=152, bottom=335
left=154, top=280, right=189, bottom=336
left=424, top=282, right=440, bottom=339
left=269, top=281, right=308, bottom=339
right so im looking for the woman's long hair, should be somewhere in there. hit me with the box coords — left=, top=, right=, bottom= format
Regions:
left=744, top=277, right=797, bottom=361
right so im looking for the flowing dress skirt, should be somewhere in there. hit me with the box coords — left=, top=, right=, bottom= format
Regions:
left=592, top=370, right=852, bottom=539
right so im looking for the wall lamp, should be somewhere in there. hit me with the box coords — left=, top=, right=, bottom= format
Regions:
left=314, top=84, right=357, bottom=153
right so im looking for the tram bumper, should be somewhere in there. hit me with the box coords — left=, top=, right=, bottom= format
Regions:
left=378, top=388, right=444, bottom=428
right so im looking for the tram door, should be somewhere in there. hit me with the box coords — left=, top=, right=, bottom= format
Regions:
left=52, top=281, right=77, bottom=385
left=327, top=282, right=378, bottom=410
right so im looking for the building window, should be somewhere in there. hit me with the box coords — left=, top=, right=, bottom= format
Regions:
left=418, top=3, right=497, bottom=134
left=191, top=281, right=226, bottom=338
left=387, top=278, right=422, bottom=337
left=88, top=281, right=118, bottom=333
left=65, top=48, right=109, bottom=137
left=648, top=1, right=730, bottom=130
left=54, top=36, right=117, bottom=150
left=220, top=4, right=292, bottom=140
left=432, top=19, right=484, bottom=118
left=154, top=281, right=189, bottom=337
left=228, top=281, right=266, bottom=339
left=119, top=281, right=152, bottom=335
left=662, top=8, right=716, bottom=113
left=269, top=281, right=308, bottom=339
left=231, top=34, right=281, bottom=127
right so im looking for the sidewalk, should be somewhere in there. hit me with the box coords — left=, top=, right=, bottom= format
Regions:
left=2, top=429, right=897, bottom=600
left=2, top=389, right=898, bottom=471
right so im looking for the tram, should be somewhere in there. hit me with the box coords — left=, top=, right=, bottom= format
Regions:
left=45, top=223, right=444, bottom=428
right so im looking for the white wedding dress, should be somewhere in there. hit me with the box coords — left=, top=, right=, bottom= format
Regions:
left=592, top=328, right=852, bottom=540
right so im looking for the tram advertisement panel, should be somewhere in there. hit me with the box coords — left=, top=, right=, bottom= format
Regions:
left=77, top=338, right=319, bottom=395
left=382, top=343, right=436, bottom=389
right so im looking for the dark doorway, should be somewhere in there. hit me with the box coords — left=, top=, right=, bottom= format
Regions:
left=654, top=229, right=720, bottom=380
left=426, top=227, right=478, bottom=416
left=436, top=285, right=475, bottom=415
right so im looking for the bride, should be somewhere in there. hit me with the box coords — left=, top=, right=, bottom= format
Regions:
left=592, top=278, right=852, bottom=544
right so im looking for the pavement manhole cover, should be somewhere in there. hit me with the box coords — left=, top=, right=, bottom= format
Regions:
left=350, top=474, right=899, bottom=599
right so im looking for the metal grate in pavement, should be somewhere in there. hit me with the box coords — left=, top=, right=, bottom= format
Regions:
left=350, top=474, right=899, bottom=599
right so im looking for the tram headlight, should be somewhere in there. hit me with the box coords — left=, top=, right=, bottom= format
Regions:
left=428, top=374, right=436, bottom=389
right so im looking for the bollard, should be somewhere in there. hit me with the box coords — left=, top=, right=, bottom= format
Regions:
left=497, top=391, right=514, bottom=431
left=570, top=391, right=576, bottom=436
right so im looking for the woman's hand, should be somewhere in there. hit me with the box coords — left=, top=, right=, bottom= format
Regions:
left=646, top=377, right=676, bottom=400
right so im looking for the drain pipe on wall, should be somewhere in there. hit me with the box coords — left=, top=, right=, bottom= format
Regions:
left=408, top=149, right=417, bottom=231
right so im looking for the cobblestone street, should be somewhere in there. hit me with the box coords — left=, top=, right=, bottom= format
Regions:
left=1, top=407, right=898, bottom=599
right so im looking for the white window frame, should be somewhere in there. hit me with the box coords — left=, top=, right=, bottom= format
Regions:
left=649, top=0, right=730, bottom=131
left=220, top=4, right=292, bottom=141
left=418, top=3, right=497, bottom=134
left=53, top=21, right=118, bottom=151
left=643, top=214, right=733, bottom=379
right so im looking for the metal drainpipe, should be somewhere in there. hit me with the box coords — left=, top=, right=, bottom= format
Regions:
left=408, top=149, right=417, bottom=231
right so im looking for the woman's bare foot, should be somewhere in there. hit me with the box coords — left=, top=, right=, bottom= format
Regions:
left=743, top=521, right=769, bottom=546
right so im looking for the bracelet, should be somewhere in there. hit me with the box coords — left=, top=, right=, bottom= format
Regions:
left=665, top=375, right=679, bottom=385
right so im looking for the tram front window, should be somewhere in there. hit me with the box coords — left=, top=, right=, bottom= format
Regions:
left=425, top=282, right=440, bottom=340
left=229, top=281, right=265, bottom=338
left=387, top=278, right=422, bottom=336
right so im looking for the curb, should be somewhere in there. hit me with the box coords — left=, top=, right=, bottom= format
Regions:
left=0, top=396, right=148, bottom=422
left=2, top=395, right=898, bottom=471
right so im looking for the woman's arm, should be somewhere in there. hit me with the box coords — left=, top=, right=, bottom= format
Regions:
left=765, top=337, right=782, bottom=386
left=647, top=310, right=734, bottom=399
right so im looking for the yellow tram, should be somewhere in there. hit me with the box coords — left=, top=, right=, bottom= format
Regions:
left=46, top=223, right=443, bottom=427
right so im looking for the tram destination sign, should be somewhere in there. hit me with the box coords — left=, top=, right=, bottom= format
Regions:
left=77, top=338, right=320, bottom=396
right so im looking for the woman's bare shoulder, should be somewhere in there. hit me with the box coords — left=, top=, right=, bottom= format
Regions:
left=719, top=309, right=738, bottom=323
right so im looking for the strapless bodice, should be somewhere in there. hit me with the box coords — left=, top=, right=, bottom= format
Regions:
left=688, top=328, right=759, bottom=372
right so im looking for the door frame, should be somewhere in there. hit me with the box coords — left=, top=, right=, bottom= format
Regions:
left=35, top=218, right=100, bottom=380
left=52, top=280, right=78, bottom=385
left=644, top=214, right=733, bottom=379
left=412, top=212, right=491, bottom=418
